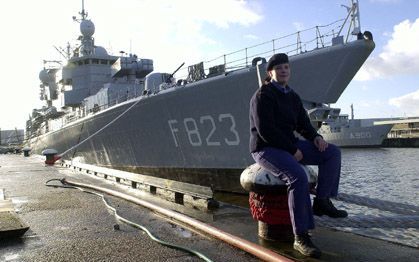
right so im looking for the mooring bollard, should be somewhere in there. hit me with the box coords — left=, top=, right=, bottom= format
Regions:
left=22, top=147, right=31, bottom=157
left=240, top=163, right=317, bottom=242
left=42, top=149, right=60, bottom=165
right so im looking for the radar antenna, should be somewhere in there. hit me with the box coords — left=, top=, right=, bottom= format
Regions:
left=73, top=0, right=88, bottom=22
left=80, top=0, right=88, bottom=20
left=53, top=46, right=69, bottom=60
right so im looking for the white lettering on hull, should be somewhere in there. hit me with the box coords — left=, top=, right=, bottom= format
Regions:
left=168, top=113, right=240, bottom=147
left=349, top=132, right=372, bottom=139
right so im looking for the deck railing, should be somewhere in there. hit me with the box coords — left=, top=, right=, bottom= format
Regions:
left=174, top=18, right=349, bottom=81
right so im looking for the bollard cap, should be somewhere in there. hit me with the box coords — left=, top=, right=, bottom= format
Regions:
left=240, top=163, right=286, bottom=193
left=240, top=163, right=318, bottom=193
left=22, top=147, right=31, bottom=151
left=42, top=148, right=58, bottom=155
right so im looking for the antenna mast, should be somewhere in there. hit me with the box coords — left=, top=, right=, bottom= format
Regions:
left=80, top=0, right=87, bottom=20
left=351, top=0, right=361, bottom=35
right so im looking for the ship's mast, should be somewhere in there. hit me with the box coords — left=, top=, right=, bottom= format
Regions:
left=338, top=0, right=362, bottom=40
left=73, top=0, right=95, bottom=57
left=80, top=0, right=87, bottom=20
left=351, top=0, right=361, bottom=36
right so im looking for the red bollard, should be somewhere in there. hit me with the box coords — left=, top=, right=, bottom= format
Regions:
left=241, top=163, right=317, bottom=242
left=42, top=149, right=61, bottom=165
left=249, top=190, right=293, bottom=241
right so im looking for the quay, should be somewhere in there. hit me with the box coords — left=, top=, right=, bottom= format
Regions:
left=376, top=117, right=419, bottom=147
left=1, top=154, right=418, bottom=261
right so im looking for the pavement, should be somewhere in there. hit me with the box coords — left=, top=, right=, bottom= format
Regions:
left=0, top=154, right=418, bottom=262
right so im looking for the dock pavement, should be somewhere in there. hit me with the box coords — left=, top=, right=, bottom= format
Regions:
left=1, top=154, right=418, bottom=261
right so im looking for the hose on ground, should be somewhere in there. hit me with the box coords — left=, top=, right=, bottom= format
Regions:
left=45, top=178, right=213, bottom=262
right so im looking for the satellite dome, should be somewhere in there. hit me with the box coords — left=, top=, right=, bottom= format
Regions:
left=95, top=46, right=108, bottom=56
left=39, top=69, right=50, bottom=83
left=80, top=19, right=95, bottom=37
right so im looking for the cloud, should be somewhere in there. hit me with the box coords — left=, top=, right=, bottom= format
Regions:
left=244, top=34, right=259, bottom=40
left=388, top=89, right=419, bottom=115
left=95, top=0, right=263, bottom=73
left=293, top=22, right=305, bottom=31
left=355, top=18, right=419, bottom=81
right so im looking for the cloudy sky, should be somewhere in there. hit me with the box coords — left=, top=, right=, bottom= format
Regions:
left=0, top=0, right=418, bottom=130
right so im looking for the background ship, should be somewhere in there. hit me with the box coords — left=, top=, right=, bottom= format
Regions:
left=319, top=106, right=394, bottom=147
left=27, top=1, right=375, bottom=192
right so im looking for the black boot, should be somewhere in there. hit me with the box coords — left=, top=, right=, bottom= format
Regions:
left=293, top=232, right=322, bottom=258
left=313, top=197, right=348, bottom=218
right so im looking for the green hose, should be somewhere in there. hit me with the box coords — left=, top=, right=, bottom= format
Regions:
left=45, top=178, right=213, bottom=262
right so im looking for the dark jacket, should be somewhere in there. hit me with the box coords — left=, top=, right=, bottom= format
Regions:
left=249, top=82, right=319, bottom=155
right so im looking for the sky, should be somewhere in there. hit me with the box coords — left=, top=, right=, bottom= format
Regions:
left=0, top=0, right=418, bottom=130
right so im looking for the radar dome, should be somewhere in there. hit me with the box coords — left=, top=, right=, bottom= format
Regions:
left=39, top=69, right=50, bottom=83
left=80, top=19, right=95, bottom=37
left=95, top=46, right=108, bottom=56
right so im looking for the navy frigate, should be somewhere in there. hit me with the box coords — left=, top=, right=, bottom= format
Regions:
left=27, top=0, right=375, bottom=192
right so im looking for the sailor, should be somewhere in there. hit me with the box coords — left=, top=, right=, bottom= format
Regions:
left=249, top=53, right=347, bottom=258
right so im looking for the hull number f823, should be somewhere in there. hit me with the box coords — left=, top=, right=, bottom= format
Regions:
left=168, top=114, right=240, bottom=147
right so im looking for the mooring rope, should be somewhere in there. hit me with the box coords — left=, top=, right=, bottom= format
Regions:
left=58, top=98, right=142, bottom=158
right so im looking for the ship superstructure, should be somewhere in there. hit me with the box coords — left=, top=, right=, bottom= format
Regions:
left=27, top=1, right=375, bottom=192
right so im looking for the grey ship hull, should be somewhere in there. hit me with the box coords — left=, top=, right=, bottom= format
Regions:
left=321, top=124, right=393, bottom=147
left=30, top=39, right=374, bottom=192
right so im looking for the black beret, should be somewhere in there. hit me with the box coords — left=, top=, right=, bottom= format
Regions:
left=266, top=53, right=289, bottom=71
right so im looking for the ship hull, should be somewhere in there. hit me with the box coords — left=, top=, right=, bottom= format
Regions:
left=29, top=39, right=375, bottom=192
left=321, top=124, right=393, bottom=147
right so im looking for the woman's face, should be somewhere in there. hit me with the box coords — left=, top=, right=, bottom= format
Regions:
left=269, top=63, right=290, bottom=85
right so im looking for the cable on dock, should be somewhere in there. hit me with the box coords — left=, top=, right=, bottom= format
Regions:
left=46, top=178, right=294, bottom=262
left=45, top=178, right=214, bottom=262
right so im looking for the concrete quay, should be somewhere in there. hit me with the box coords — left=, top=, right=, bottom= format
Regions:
left=1, top=154, right=418, bottom=261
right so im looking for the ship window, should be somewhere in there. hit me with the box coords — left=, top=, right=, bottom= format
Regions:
left=92, top=59, right=99, bottom=64
left=100, top=60, right=107, bottom=64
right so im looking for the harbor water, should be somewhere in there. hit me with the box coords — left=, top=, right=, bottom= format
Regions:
left=332, top=148, right=419, bottom=248
left=340, top=148, right=418, bottom=206
left=218, top=147, right=419, bottom=248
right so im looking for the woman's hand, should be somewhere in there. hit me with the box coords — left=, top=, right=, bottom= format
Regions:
left=294, top=149, right=303, bottom=161
left=314, top=136, right=328, bottom=152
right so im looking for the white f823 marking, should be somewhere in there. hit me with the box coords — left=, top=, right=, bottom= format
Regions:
left=200, top=115, right=221, bottom=146
left=183, top=118, right=202, bottom=146
left=219, top=113, right=240, bottom=146
left=168, top=113, right=240, bottom=147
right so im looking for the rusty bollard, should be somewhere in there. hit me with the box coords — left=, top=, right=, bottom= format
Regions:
left=42, top=149, right=61, bottom=165
left=240, top=163, right=317, bottom=242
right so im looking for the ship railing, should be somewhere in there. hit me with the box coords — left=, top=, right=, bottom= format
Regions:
left=78, top=92, right=143, bottom=117
left=175, top=1, right=362, bottom=82
left=173, top=18, right=347, bottom=82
